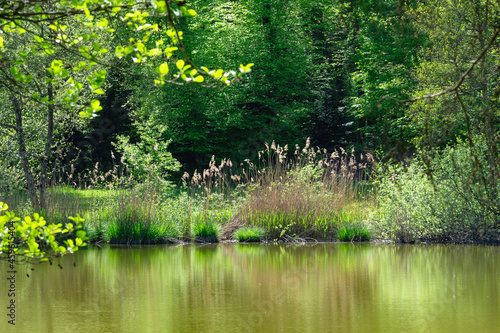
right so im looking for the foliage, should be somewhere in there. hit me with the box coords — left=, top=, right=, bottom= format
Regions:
left=125, top=0, right=359, bottom=171
left=407, top=0, right=500, bottom=149
left=113, top=119, right=181, bottom=183
left=0, top=0, right=253, bottom=109
left=0, top=0, right=253, bottom=210
left=346, top=0, right=423, bottom=156
left=4, top=0, right=500, bottom=246
left=373, top=140, right=500, bottom=243
left=0, top=201, right=88, bottom=264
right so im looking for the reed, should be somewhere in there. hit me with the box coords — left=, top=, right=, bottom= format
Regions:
left=2, top=139, right=375, bottom=244
left=235, top=140, right=373, bottom=241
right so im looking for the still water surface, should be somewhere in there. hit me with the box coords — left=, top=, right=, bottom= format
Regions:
left=1, top=243, right=499, bottom=333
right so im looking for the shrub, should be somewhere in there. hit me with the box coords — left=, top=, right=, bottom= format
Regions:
left=373, top=139, right=500, bottom=243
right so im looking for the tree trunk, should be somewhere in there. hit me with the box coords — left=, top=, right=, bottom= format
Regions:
left=11, top=95, right=40, bottom=210
left=39, top=80, right=54, bottom=210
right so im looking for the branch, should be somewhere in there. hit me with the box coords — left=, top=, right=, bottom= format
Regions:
left=0, top=122, right=16, bottom=131
left=379, top=26, right=500, bottom=104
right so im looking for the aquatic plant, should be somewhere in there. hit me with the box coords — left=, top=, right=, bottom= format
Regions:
left=192, top=221, right=220, bottom=243
left=337, top=224, right=371, bottom=242
left=234, top=227, right=266, bottom=242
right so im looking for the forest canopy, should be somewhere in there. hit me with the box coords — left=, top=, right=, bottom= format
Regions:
left=0, top=0, right=499, bottom=209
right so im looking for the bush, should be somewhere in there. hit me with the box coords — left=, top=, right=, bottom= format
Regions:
left=373, top=140, right=500, bottom=243
left=234, top=227, right=266, bottom=242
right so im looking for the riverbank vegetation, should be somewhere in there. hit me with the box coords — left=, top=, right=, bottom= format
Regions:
left=1, top=0, right=500, bottom=248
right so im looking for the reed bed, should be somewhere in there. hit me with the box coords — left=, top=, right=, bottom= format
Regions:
left=233, top=139, right=373, bottom=240
left=2, top=139, right=374, bottom=243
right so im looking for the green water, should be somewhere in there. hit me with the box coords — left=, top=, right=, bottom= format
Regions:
left=1, top=243, right=499, bottom=332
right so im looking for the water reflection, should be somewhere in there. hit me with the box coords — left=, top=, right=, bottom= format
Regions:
left=1, top=243, right=499, bottom=332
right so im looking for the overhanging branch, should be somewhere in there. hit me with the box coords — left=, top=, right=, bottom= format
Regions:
left=379, top=26, right=500, bottom=104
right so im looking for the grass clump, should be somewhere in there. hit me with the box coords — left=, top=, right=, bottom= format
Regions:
left=337, top=224, right=371, bottom=242
left=234, top=227, right=266, bottom=242
left=105, top=191, right=179, bottom=245
left=192, top=221, right=220, bottom=243
left=236, top=140, right=373, bottom=241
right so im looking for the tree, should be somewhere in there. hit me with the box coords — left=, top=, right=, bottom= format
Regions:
left=0, top=0, right=253, bottom=209
left=345, top=0, right=423, bottom=159
left=125, top=0, right=362, bottom=171
left=403, top=0, right=500, bottom=228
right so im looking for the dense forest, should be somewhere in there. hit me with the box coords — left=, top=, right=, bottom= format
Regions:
left=1, top=0, right=499, bottom=259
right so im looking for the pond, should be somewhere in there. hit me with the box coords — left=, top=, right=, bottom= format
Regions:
left=2, top=243, right=499, bottom=332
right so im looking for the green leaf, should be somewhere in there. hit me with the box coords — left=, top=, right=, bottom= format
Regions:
left=239, top=63, right=254, bottom=73
left=94, top=89, right=104, bottom=94
left=176, top=59, right=185, bottom=70
left=159, top=63, right=169, bottom=75
left=115, top=46, right=124, bottom=56
left=91, top=99, right=102, bottom=112
left=97, top=18, right=108, bottom=27
left=124, top=45, right=135, bottom=55
left=212, top=69, right=223, bottom=79
left=194, top=75, right=204, bottom=83
left=148, top=48, right=161, bottom=56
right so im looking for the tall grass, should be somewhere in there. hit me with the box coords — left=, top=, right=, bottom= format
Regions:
left=233, top=140, right=373, bottom=241
left=192, top=221, right=219, bottom=243
left=2, top=139, right=375, bottom=244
